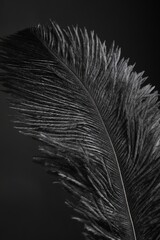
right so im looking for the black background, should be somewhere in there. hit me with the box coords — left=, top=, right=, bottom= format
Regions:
left=0, top=1, right=159, bottom=240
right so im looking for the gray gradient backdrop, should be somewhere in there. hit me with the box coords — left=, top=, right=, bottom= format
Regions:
left=0, top=1, right=159, bottom=240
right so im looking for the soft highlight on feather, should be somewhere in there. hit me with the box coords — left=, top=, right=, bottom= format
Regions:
left=0, top=20, right=160, bottom=240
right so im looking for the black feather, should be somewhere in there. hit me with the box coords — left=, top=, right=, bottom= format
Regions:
left=0, top=20, right=160, bottom=240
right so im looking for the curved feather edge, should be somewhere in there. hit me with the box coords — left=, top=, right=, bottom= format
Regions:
left=0, top=20, right=160, bottom=240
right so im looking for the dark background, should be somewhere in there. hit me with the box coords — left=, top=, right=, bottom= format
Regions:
left=0, top=1, right=159, bottom=240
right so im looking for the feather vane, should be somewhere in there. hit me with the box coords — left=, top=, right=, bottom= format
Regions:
left=0, top=21, right=160, bottom=240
